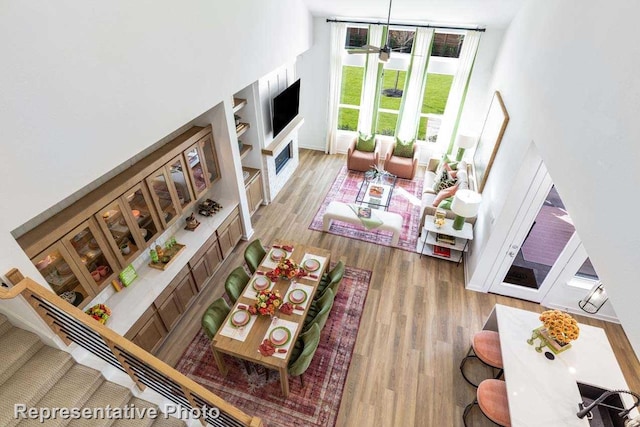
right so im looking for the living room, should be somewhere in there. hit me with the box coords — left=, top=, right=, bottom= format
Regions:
left=1, top=1, right=640, bottom=426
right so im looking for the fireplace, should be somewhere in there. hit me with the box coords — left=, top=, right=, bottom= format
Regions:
left=274, top=142, right=292, bottom=174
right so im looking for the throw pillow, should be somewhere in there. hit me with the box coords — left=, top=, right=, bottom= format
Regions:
left=438, top=196, right=454, bottom=210
left=432, top=168, right=457, bottom=192
left=356, top=133, right=375, bottom=152
left=432, top=183, right=459, bottom=207
left=393, top=137, right=415, bottom=158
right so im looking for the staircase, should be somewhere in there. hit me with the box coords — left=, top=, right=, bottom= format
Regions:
left=0, top=313, right=186, bottom=427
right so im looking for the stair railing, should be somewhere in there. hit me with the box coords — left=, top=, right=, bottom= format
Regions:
left=0, top=276, right=263, bottom=427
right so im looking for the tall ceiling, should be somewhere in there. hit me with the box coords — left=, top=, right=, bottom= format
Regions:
left=300, top=0, right=525, bottom=28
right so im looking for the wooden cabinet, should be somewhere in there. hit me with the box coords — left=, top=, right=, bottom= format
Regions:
left=121, top=183, right=163, bottom=248
left=95, top=199, right=145, bottom=267
left=244, top=168, right=263, bottom=216
left=187, top=232, right=223, bottom=291
left=146, top=166, right=181, bottom=229
left=183, top=142, right=209, bottom=199
left=127, top=306, right=167, bottom=354
left=189, top=256, right=209, bottom=291
left=156, top=293, right=183, bottom=331
left=174, top=271, right=198, bottom=309
left=217, top=207, right=242, bottom=259
left=199, top=133, right=221, bottom=186
left=167, top=155, right=196, bottom=212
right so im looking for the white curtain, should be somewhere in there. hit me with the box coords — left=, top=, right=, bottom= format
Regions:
left=396, top=28, right=435, bottom=141
left=435, top=30, right=482, bottom=153
left=357, top=25, right=385, bottom=136
left=325, top=22, right=347, bottom=154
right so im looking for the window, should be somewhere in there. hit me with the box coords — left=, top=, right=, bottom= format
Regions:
left=345, top=27, right=368, bottom=49
left=376, top=67, right=406, bottom=135
left=432, top=33, right=465, bottom=58
left=417, top=73, right=454, bottom=142
left=338, top=65, right=364, bottom=131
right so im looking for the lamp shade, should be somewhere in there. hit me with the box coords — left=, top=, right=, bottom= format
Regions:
left=451, top=190, right=482, bottom=218
left=456, top=134, right=476, bottom=149
left=578, top=283, right=608, bottom=314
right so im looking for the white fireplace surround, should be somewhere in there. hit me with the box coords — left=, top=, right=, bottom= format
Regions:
left=262, top=126, right=301, bottom=203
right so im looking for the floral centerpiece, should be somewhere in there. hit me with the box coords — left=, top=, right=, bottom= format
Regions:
left=248, top=289, right=283, bottom=317
left=85, top=304, right=111, bottom=325
left=266, top=258, right=306, bottom=281
left=527, top=309, right=579, bottom=354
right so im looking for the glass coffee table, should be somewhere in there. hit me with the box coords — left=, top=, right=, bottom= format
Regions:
left=355, top=172, right=397, bottom=211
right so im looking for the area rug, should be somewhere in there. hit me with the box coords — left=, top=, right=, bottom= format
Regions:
left=309, top=166, right=423, bottom=252
left=521, top=205, right=574, bottom=266
left=175, top=266, right=372, bottom=427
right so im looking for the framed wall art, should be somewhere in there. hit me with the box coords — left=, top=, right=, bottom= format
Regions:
left=473, top=91, right=509, bottom=193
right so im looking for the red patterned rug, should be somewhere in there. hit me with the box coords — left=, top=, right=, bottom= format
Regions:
left=309, top=166, right=423, bottom=252
left=175, top=266, right=372, bottom=427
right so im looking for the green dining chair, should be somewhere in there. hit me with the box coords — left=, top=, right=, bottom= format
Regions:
left=244, top=239, right=267, bottom=274
left=303, top=288, right=334, bottom=333
left=201, top=298, right=230, bottom=339
left=225, top=266, right=250, bottom=304
left=316, top=261, right=345, bottom=299
left=288, top=323, right=321, bottom=388
left=307, top=286, right=336, bottom=320
left=201, top=297, right=252, bottom=374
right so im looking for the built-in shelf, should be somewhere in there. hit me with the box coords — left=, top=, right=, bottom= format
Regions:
left=242, top=166, right=260, bottom=186
left=236, top=122, right=250, bottom=138
left=232, top=97, right=247, bottom=113
left=239, top=143, right=252, bottom=159
left=262, top=116, right=304, bottom=156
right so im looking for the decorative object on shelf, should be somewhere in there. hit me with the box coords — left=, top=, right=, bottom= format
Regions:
left=434, top=209, right=446, bottom=228
left=248, top=289, right=283, bottom=317
left=578, top=282, right=609, bottom=314
left=119, top=240, right=131, bottom=255
left=198, top=199, right=223, bottom=217
left=454, top=134, right=477, bottom=161
left=185, top=213, right=200, bottom=231
left=85, top=304, right=111, bottom=325
left=451, top=189, right=482, bottom=230
left=148, top=243, right=186, bottom=270
left=111, top=278, right=124, bottom=292
left=527, top=309, right=580, bottom=354
left=266, top=258, right=307, bottom=281
left=234, top=114, right=241, bottom=127
left=118, top=264, right=137, bottom=286
left=150, top=247, right=159, bottom=263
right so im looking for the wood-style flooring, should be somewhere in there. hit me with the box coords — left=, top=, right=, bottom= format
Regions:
left=155, top=149, right=640, bottom=427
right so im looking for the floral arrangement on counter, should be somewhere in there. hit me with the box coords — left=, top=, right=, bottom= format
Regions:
left=249, top=290, right=283, bottom=317
left=266, top=258, right=306, bottom=281
left=539, top=309, right=579, bottom=344
left=85, top=304, right=111, bottom=325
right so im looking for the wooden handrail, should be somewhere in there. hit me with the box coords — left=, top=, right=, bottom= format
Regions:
left=0, top=276, right=263, bottom=427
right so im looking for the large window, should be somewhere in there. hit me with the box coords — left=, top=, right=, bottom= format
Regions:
left=338, top=66, right=364, bottom=131
left=376, top=68, right=406, bottom=135
left=417, top=74, right=454, bottom=142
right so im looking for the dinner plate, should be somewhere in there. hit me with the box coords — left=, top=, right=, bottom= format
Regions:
left=270, top=248, right=286, bottom=262
left=288, top=289, right=308, bottom=304
left=303, top=258, right=321, bottom=272
left=252, top=276, right=270, bottom=291
left=269, top=326, right=291, bottom=346
left=231, top=310, right=250, bottom=327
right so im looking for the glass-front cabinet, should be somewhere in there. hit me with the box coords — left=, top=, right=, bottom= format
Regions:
left=167, top=155, right=195, bottom=211
left=95, top=199, right=146, bottom=267
left=200, top=133, right=221, bottom=186
left=31, top=242, right=91, bottom=308
left=146, top=167, right=181, bottom=228
left=60, top=219, right=120, bottom=294
left=183, top=142, right=209, bottom=198
left=121, top=183, right=162, bottom=247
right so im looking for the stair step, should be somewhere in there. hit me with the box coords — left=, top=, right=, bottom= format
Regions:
left=65, top=380, right=131, bottom=427
left=151, top=414, right=187, bottom=427
left=0, top=313, right=13, bottom=337
left=109, top=397, right=156, bottom=427
left=0, top=346, right=73, bottom=427
left=16, top=364, right=104, bottom=427
left=0, top=328, right=43, bottom=387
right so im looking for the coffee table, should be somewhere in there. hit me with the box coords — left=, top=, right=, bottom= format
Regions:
left=355, top=172, right=397, bottom=211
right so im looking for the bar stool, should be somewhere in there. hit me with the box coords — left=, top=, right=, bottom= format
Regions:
left=460, top=330, right=503, bottom=387
left=463, top=379, right=511, bottom=427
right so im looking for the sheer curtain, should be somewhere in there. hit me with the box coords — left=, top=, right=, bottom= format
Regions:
left=357, top=25, right=385, bottom=136
left=396, top=28, right=435, bottom=141
left=435, top=30, right=482, bottom=154
left=325, top=22, right=347, bottom=154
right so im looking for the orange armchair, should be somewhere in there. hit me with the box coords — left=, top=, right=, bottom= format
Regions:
left=347, top=137, right=380, bottom=172
left=384, top=144, right=419, bottom=179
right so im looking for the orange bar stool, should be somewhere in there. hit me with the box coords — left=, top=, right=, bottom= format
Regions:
left=460, top=330, right=504, bottom=387
left=463, top=379, right=512, bottom=427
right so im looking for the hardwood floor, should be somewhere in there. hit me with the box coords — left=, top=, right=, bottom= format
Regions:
left=155, top=149, right=640, bottom=427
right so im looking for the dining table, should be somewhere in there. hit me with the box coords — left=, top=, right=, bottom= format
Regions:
left=211, top=239, right=332, bottom=397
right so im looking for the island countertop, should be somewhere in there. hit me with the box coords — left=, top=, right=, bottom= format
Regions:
left=483, top=305, right=638, bottom=427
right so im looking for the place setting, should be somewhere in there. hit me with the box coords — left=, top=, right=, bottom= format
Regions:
left=261, top=245, right=294, bottom=269
left=283, top=282, right=314, bottom=315
left=299, top=254, right=327, bottom=280
left=219, top=306, right=257, bottom=341
left=259, top=317, right=298, bottom=359
left=242, top=274, right=275, bottom=299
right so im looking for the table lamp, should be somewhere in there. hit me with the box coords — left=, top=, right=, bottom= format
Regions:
left=451, top=190, right=482, bottom=230
left=455, top=134, right=476, bottom=161
left=578, top=282, right=608, bottom=314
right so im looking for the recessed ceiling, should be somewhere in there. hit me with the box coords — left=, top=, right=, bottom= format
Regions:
left=300, top=0, right=525, bottom=29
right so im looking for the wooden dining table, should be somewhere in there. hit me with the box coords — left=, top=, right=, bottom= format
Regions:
left=211, top=239, right=331, bottom=397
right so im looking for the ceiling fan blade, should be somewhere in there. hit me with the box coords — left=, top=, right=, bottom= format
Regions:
left=361, top=44, right=381, bottom=51
left=347, top=46, right=381, bottom=55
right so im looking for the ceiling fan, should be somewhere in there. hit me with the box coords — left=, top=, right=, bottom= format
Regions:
left=347, top=0, right=394, bottom=62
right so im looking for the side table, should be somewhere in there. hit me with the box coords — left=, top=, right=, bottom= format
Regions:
left=417, top=215, right=474, bottom=264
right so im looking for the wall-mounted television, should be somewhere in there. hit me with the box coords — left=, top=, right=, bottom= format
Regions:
left=272, top=79, right=300, bottom=137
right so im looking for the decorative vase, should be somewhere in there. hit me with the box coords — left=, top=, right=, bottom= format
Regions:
left=527, top=326, right=572, bottom=354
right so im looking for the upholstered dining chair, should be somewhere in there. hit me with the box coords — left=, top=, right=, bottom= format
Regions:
left=225, top=266, right=250, bottom=304
left=383, top=142, right=419, bottom=179
left=288, top=323, right=321, bottom=388
left=201, top=297, right=251, bottom=374
left=307, top=286, right=335, bottom=319
left=316, top=261, right=345, bottom=300
left=303, top=288, right=334, bottom=333
left=244, top=239, right=266, bottom=274
left=347, top=136, right=380, bottom=172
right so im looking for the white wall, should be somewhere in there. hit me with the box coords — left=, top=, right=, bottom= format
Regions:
left=466, top=0, right=640, bottom=356
left=297, top=19, right=506, bottom=154
left=0, top=0, right=311, bottom=330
